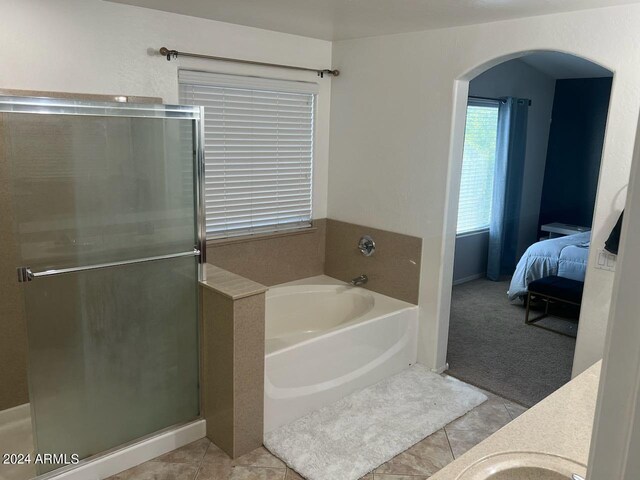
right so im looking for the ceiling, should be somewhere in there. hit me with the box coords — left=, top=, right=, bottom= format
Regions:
left=107, top=0, right=640, bottom=41
left=519, top=52, right=612, bottom=79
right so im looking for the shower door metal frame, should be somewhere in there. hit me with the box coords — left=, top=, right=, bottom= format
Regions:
left=0, top=95, right=207, bottom=282
left=1, top=94, right=207, bottom=479
left=195, top=100, right=207, bottom=274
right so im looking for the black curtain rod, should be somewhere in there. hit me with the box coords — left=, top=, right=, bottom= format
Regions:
left=158, top=47, right=339, bottom=78
left=469, top=95, right=532, bottom=106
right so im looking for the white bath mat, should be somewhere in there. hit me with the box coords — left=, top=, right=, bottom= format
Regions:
left=264, top=364, right=487, bottom=480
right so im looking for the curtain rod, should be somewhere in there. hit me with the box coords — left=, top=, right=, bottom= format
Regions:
left=469, top=95, right=532, bottom=106
left=158, top=47, right=339, bottom=78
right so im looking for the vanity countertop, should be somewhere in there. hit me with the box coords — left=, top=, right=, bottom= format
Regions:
left=430, top=361, right=601, bottom=480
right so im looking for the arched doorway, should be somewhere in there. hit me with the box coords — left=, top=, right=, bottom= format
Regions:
left=441, top=51, right=616, bottom=407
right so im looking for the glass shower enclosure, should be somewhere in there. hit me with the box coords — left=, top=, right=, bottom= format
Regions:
left=0, top=96, right=205, bottom=477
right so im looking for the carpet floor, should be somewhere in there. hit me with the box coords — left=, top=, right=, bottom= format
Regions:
left=264, top=365, right=486, bottom=480
left=446, top=278, right=577, bottom=407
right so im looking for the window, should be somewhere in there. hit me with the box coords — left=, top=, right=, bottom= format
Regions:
left=457, top=100, right=500, bottom=234
left=179, top=70, right=317, bottom=239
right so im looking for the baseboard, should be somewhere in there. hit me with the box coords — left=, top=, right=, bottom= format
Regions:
left=432, top=363, right=449, bottom=374
left=0, top=403, right=30, bottom=424
left=46, top=419, right=206, bottom=480
left=452, top=273, right=485, bottom=286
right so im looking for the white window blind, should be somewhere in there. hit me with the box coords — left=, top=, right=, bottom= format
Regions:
left=457, top=100, right=500, bottom=235
left=179, top=70, right=318, bottom=239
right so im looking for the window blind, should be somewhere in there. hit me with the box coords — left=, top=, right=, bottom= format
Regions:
left=179, top=70, right=318, bottom=239
left=457, top=100, right=500, bottom=235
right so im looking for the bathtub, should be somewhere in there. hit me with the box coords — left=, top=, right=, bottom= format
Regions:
left=264, top=275, right=419, bottom=433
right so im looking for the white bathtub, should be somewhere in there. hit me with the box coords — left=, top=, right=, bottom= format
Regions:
left=264, top=275, right=419, bottom=433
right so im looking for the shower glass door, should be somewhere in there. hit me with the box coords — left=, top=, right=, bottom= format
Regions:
left=1, top=97, right=204, bottom=474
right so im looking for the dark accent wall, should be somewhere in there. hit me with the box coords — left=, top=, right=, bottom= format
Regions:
left=538, top=77, right=612, bottom=231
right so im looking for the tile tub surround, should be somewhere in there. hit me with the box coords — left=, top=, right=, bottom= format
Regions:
left=429, top=362, right=601, bottom=480
left=202, top=264, right=269, bottom=300
left=207, top=219, right=326, bottom=287
left=207, top=218, right=423, bottom=306
left=0, top=114, right=29, bottom=411
left=325, top=219, right=422, bottom=304
left=108, top=385, right=524, bottom=480
left=200, top=265, right=268, bottom=459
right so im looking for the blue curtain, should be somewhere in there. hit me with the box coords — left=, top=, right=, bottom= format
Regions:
left=487, top=97, right=529, bottom=281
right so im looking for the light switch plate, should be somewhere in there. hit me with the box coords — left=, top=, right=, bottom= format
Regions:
left=595, top=249, right=617, bottom=272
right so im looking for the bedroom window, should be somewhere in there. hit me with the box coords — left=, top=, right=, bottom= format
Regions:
left=457, top=100, right=500, bottom=235
left=179, top=70, right=318, bottom=239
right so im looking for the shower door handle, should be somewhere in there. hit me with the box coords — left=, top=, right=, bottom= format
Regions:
left=16, top=248, right=201, bottom=283
left=16, top=266, right=34, bottom=283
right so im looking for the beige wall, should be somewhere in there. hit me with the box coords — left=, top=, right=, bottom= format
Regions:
left=0, top=0, right=332, bottom=220
left=0, top=0, right=331, bottom=412
left=328, top=4, right=640, bottom=374
left=588, top=113, right=640, bottom=480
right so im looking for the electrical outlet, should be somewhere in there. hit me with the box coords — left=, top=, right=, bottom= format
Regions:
left=595, top=249, right=616, bottom=272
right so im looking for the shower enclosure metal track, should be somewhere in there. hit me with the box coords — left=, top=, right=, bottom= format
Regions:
left=16, top=249, right=201, bottom=282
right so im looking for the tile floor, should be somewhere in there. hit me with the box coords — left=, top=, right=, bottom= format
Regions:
left=0, top=406, right=36, bottom=480
left=108, top=389, right=527, bottom=480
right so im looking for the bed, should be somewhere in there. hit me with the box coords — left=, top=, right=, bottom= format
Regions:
left=507, top=231, right=590, bottom=301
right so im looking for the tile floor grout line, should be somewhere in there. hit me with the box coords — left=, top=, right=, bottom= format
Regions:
left=501, top=401, right=516, bottom=421
left=192, top=439, right=210, bottom=480
left=373, top=474, right=429, bottom=479
left=506, top=401, right=529, bottom=421
left=502, top=401, right=513, bottom=421
left=442, top=426, right=456, bottom=459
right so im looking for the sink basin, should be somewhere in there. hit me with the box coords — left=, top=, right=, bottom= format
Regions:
left=456, top=452, right=587, bottom=480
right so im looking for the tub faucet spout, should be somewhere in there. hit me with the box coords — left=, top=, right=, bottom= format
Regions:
left=351, top=274, right=368, bottom=286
